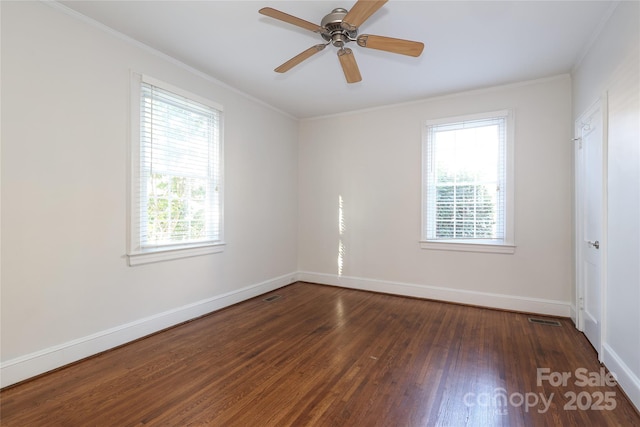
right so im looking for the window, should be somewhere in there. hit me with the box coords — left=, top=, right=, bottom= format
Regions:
left=421, top=110, right=514, bottom=253
left=128, top=74, right=224, bottom=265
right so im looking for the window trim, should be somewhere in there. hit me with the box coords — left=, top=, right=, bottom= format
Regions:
left=420, top=110, right=515, bottom=254
left=128, top=72, right=225, bottom=266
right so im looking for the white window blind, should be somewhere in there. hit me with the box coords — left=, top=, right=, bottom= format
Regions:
left=129, top=75, right=224, bottom=265
left=423, top=111, right=512, bottom=249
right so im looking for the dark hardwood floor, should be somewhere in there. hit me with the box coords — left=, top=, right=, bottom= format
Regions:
left=1, top=282, right=638, bottom=426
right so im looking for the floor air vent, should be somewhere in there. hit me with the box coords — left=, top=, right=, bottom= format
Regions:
left=528, top=317, right=562, bottom=327
left=263, top=295, right=282, bottom=302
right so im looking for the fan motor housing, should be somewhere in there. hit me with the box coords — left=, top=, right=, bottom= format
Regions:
left=321, top=8, right=357, bottom=47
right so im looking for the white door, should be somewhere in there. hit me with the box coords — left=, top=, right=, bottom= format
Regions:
left=575, top=99, right=605, bottom=358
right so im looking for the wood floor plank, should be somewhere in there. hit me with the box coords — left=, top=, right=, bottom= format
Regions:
left=1, top=282, right=638, bottom=426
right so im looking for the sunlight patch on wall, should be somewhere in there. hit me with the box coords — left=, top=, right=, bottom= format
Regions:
left=338, top=195, right=346, bottom=277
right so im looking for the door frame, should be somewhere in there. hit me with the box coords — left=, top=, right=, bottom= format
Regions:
left=574, top=95, right=608, bottom=360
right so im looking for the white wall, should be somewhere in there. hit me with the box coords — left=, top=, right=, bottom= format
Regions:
left=0, top=1, right=298, bottom=386
left=572, top=1, right=640, bottom=411
left=298, top=75, right=573, bottom=315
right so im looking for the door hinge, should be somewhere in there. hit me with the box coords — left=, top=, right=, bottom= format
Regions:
left=579, top=297, right=584, bottom=310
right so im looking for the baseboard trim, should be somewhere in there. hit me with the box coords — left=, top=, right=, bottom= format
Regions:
left=0, top=272, right=296, bottom=388
left=602, top=343, right=640, bottom=412
left=297, top=271, right=571, bottom=317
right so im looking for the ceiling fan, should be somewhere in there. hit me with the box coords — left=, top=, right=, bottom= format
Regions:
left=259, top=0, right=424, bottom=83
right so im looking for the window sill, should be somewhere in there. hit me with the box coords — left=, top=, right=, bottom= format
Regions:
left=420, top=240, right=515, bottom=254
left=128, top=242, right=226, bottom=266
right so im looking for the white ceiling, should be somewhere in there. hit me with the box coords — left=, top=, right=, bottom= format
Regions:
left=59, top=0, right=615, bottom=118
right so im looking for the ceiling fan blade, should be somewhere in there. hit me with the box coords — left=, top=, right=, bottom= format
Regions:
left=357, top=34, right=424, bottom=57
left=341, top=0, right=388, bottom=31
left=259, top=7, right=325, bottom=33
left=275, top=44, right=326, bottom=73
left=337, top=48, right=362, bottom=83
